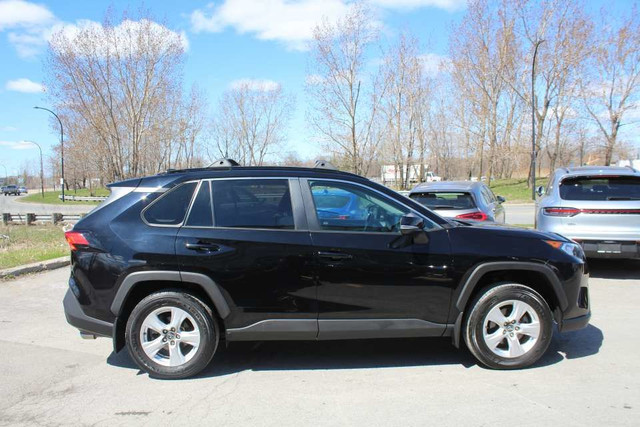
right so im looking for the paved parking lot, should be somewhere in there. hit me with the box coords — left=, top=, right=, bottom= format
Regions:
left=1, top=261, right=638, bottom=426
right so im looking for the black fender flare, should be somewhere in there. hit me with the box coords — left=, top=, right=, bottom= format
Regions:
left=110, top=270, right=231, bottom=318
left=451, top=261, right=568, bottom=348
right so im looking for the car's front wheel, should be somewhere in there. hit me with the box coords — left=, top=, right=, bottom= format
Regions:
left=126, top=291, right=219, bottom=379
left=464, top=283, right=553, bottom=369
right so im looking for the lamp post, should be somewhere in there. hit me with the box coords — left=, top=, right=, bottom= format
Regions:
left=34, top=106, right=65, bottom=202
left=531, top=39, right=545, bottom=201
left=24, top=141, right=45, bottom=198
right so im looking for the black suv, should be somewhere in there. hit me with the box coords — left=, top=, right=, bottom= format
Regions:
left=63, top=160, right=591, bottom=379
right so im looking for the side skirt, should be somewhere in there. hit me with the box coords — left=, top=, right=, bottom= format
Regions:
left=226, top=318, right=453, bottom=341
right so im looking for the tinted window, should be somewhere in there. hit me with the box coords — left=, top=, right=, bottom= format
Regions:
left=186, top=181, right=213, bottom=227
left=410, top=192, right=476, bottom=210
left=310, top=181, right=410, bottom=232
left=560, top=176, right=640, bottom=200
left=143, top=182, right=197, bottom=225
left=212, top=180, right=294, bottom=229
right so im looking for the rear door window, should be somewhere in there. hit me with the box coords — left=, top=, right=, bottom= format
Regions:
left=559, top=176, right=640, bottom=201
left=143, top=182, right=197, bottom=226
left=410, top=192, right=476, bottom=210
left=211, top=179, right=294, bottom=229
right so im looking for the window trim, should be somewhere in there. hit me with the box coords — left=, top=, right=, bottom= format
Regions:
left=141, top=180, right=199, bottom=228
left=302, top=178, right=441, bottom=235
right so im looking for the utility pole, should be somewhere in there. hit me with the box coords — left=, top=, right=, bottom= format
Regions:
left=34, top=106, right=65, bottom=202
left=531, top=39, right=545, bottom=201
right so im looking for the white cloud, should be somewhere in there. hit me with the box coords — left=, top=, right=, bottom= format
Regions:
left=0, top=0, right=54, bottom=30
left=418, top=53, right=449, bottom=76
left=191, top=0, right=352, bottom=51
left=0, top=140, right=37, bottom=150
left=372, top=0, right=465, bottom=11
left=230, top=78, right=280, bottom=91
left=5, top=78, right=44, bottom=93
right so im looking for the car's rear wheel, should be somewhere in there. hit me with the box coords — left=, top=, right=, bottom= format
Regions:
left=126, top=291, right=218, bottom=379
left=464, top=283, right=553, bottom=369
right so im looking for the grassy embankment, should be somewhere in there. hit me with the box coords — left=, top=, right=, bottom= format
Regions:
left=0, top=225, right=67, bottom=270
left=489, top=177, right=548, bottom=203
left=18, top=187, right=109, bottom=205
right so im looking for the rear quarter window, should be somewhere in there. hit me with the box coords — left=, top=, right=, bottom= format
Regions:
left=143, top=182, right=197, bottom=225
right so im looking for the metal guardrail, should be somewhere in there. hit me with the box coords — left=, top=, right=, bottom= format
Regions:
left=2, top=213, right=84, bottom=225
left=58, top=195, right=107, bottom=202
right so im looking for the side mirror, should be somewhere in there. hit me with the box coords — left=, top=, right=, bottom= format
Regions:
left=496, top=195, right=506, bottom=204
left=400, top=213, right=424, bottom=235
left=536, top=186, right=545, bottom=197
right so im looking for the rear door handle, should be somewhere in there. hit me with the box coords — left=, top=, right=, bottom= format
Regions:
left=185, top=242, right=220, bottom=252
left=317, top=251, right=353, bottom=260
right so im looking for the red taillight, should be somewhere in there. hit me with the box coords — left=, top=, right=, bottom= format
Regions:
left=337, top=215, right=349, bottom=219
left=456, top=211, right=488, bottom=221
left=64, top=231, right=89, bottom=251
left=543, top=207, right=580, bottom=217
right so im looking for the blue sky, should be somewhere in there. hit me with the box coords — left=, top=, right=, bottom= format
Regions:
left=0, top=0, right=634, bottom=177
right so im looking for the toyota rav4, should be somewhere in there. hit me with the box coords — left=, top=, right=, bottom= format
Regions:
left=63, top=159, right=591, bottom=379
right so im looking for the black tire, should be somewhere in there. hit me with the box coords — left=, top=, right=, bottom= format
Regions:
left=464, top=283, right=553, bottom=369
left=126, top=291, right=219, bottom=379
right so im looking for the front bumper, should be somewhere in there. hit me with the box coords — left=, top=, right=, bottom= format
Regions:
left=63, top=290, right=113, bottom=338
left=559, top=311, right=591, bottom=332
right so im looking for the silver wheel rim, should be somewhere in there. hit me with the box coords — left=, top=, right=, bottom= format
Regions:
left=482, top=299, right=541, bottom=358
left=139, top=306, right=201, bottom=367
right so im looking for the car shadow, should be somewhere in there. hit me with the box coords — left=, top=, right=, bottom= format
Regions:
left=588, top=259, right=640, bottom=280
left=106, top=324, right=603, bottom=379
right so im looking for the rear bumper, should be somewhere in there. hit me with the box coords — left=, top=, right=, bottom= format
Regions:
left=63, top=290, right=113, bottom=338
left=578, top=241, right=640, bottom=259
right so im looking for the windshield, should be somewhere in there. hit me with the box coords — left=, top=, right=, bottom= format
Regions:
left=410, top=191, right=476, bottom=209
left=559, top=176, right=640, bottom=201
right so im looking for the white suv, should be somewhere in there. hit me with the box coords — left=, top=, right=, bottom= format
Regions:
left=536, top=166, right=640, bottom=259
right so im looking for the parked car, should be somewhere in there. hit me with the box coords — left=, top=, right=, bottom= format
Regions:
left=2, top=185, right=20, bottom=196
left=425, top=171, right=442, bottom=182
left=64, top=159, right=590, bottom=379
left=19, top=187, right=27, bottom=194
left=536, top=165, right=640, bottom=259
left=408, top=181, right=506, bottom=223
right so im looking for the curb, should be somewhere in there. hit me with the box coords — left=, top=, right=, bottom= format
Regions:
left=0, top=256, right=70, bottom=279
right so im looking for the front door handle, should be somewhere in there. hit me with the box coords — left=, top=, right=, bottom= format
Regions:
left=317, top=251, right=353, bottom=260
left=185, top=242, right=220, bottom=252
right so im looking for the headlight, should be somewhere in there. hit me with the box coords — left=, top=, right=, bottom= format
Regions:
left=544, top=240, right=584, bottom=258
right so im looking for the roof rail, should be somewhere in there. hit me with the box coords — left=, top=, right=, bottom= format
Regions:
left=314, top=159, right=338, bottom=171
left=208, top=158, right=240, bottom=168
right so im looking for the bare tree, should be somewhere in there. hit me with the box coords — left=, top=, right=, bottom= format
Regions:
left=306, top=3, right=385, bottom=176
left=581, top=6, right=640, bottom=165
left=208, top=81, right=293, bottom=166
left=46, top=11, right=198, bottom=181
left=380, top=32, right=430, bottom=189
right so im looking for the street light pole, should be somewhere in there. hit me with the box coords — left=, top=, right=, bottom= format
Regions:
left=34, top=106, right=65, bottom=202
left=531, top=39, right=545, bottom=201
left=25, top=141, right=45, bottom=198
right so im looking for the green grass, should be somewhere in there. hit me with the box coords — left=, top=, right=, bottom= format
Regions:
left=0, top=225, right=68, bottom=270
left=490, top=178, right=548, bottom=203
left=19, top=187, right=109, bottom=205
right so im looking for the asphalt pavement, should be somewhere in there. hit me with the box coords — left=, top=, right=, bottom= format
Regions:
left=1, top=260, right=638, bottom=426
left=0, top=194, right=95, bottom=215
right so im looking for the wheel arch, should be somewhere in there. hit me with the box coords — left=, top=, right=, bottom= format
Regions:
left=111, top=271, right=231, bottom=352
left=451, top=262, right=568, bottom=348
